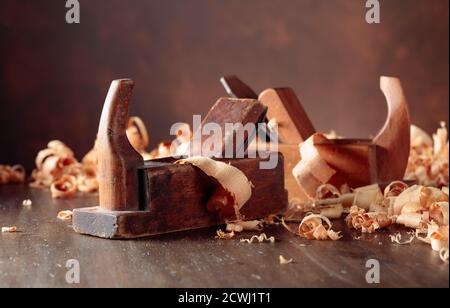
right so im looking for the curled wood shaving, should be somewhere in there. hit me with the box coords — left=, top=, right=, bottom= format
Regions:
left=292, top=134, right=336, bottom=199
left=177, top=157, right=252, bottom=219
left=429, top=202, right=449, bottom=226
left=393, top=185, right=448, bottom=215
left=240, top=233, right=275, bottom=244
left=299, top=214, right=342, bottom=241
left=352, top=184, right=384, bottom=211
left=1, top=226, right=17, bottom=233
left=411, top=125, right=433, bottom=147
left=22, top=199, right=32, bottom=207
left=226, top=220, right=263, bottom=233
left=50, top=175, right=77, bottom=199
left=289, top=149, right=449, bottom=262
left=345, top=206, right=395, bottom=233
left=151, top=142, right=172, bottom=158
left=215, top=229, right=235, bottom=240
left=314, top=184, right=344, bottom=219
left=396, top=213, right=429, bottom=230
left=30, top=117, right=152, bottom=198
left=76, top=164, right=99, bottom=193
left=143, top=124, right=192, bottom=159
left=126, top=116, right=149, bottom=153
left=440, top=248, right=449, bottom=262
left=406, top=123, right=449, bottom=187
left=384, top=181, right=409, bottom=198
left=400, top=202, right=422, bottom=214
left=0, top=164, right=26, bottom=185
left=316, top=184, right=341, bottom=200
left=416, top=222, right=449, bottom=254
left=430, top=225, right=449, bottom=252
left=31, top=140, right=97, bottom=197
left=57, top=210, right=73, bottom=221
left=279, top=255, right=293, bottom=265
left=389, top=233, right=415, bottom=245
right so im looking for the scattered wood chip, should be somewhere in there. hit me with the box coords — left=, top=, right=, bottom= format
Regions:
left=389, top=233, right=415, bottom=245
left=215, top=229, right=235, bottom=240
left=1, top=226, right=17, bottom=233
left=279, top=255, right=293, bottom=265
left=440, top=248, right=449, bottom=262
left=240, top=233, right=275, bottom=244
left=22, top=199, right=32, bottom=207
left=345, top=206, right=395, bottom=233
left=57, top=210, right=73, bottom=221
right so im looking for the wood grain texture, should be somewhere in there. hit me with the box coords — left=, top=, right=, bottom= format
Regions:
left=0, top=185, right=448, bottom=287
left=97, top=79, right=144, bottom=211
left=249, top=143, right=307, bottom=202
left=314, top=139, right=378, bottom=188
left=196, top=97, right=267, bottom=157
left=373, top=77, right=411, bottom=182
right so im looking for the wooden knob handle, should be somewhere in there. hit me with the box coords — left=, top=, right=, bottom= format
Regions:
left=98, top=79, right=144, bottom=211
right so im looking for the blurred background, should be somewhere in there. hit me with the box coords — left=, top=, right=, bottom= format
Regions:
left=0, top=0, right=448, bottom=170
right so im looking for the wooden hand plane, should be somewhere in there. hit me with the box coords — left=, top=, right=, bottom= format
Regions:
left=73, top=79, right=287, bottom=239
left=221, top=75, right=411, bottom=201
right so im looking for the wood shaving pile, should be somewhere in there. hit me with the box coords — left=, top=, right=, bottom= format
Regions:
left=178, top=157, right=253, bottom=220
left=389, top=232, right=415, bottom=245
left=273, top=122, right=447, bottom=261
left=405, top=123, right=449, bottom=187
left=284, top=180, right=449, bottom=261
left=226, top=220, right=263, bottom=233
left=28, top=116, right=174, bottom=199
left=29, top=140, right=98, bottom=198
left=345, top=206, right=395, bottom=233
left=0, top=164, right=26, bottom=185
left=292, top=133, right=337, bottom=199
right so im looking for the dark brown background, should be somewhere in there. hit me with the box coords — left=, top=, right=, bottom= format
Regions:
left=0, top=0, right=448, bottom=170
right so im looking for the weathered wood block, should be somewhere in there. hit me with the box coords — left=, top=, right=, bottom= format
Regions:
left=73, top=155, right=287, bottom=239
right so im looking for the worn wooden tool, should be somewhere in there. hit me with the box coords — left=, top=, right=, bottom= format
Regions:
left=221, top=76, right=315, bottom=144
left=221, top=75, right=411, bottom=201
left=192, top=96, right=267, bottom=158
left=312, top=77, right=411, bottom=188
left=73, top=79, right=287, bottom=239
left=221, top=76, right=315, bottom=202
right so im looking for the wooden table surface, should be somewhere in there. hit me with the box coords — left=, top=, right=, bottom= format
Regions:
left=0, top=185, right=448, bottom=288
